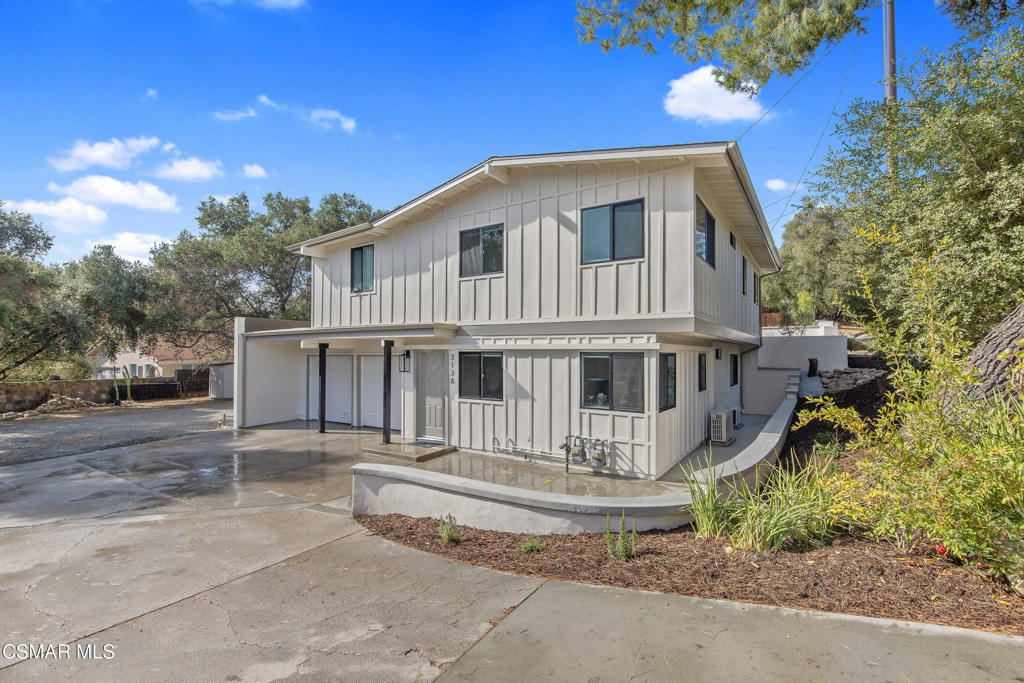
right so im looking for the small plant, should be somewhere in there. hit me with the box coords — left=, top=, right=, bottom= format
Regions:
left=521, top=536, right=545, bottom=553
left=605, top=510, right=637, bottom=560
left=686, top=457, right=728, bottom=539
left=438, top=513, right=460, bottom=544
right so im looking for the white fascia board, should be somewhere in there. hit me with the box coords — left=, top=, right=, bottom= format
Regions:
left=725, top=143, right=782, bottom=271
left=487, top=144, right=727, bottom=168
left=244, top=323, right=458, bottom=342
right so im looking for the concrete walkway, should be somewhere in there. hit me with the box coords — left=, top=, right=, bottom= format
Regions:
left=2, top=426, right=1022, bottom=681
left=0, top=398, right=234, bottom=466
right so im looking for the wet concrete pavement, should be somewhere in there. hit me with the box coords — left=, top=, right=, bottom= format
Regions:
left=2, top=424, right=1022, bottom=681
left=0, top=398, right=234, bottom=466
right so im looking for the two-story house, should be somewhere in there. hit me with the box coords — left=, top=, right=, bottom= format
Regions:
left=233, top=143, right=781, bottom=480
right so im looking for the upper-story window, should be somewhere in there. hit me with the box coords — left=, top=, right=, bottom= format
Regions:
left=742, top=256, right=748, bottom=296
left=581, top=199, right=644, bottom=264
left=696, top=196, right=716, bottom=267
left=754, top=273, right=760, bottom=304
left=460, top=224, right=504, bottom=278
left=351, top=244, right=374, bottom=293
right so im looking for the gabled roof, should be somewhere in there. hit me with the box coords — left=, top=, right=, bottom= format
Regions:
left=287, top=142, right=780, bottom=271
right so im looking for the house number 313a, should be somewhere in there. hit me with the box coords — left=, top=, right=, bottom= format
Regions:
left=450, top=353, right=455, bottom=385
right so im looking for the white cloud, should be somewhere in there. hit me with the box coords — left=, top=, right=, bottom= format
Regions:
left=86, top=232, right=164, bottom=263
left=48, top=176, right=179, bottom=212
left=161, top=142, right=177, bottom=154
left=209, top=194, right=234, bottom=204
left=664, top=66, right=766, bottom=124
left=214, top=107, right=258, bottom=121
left=143, top=88, right=159, bottom=101
left=257, top=94, right=279, bottom=109
left=310, top=108, right=356, bottom=133
left=765, top=178, right=804, bottom=192
left=5, top=197, right=107, bottom=232
left=241, top=163, right=268, bottom=178
left=48, top=136, right=160, bottom=172
left=154, top=156, right=224, bottom=182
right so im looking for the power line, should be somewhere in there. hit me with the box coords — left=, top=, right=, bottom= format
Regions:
left=771, top=36, right=860, bottom=231
left=736, top=42, right=842, bottom=141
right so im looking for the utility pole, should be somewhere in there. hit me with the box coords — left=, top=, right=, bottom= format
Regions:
left=884, top=0, right=897, bottom=101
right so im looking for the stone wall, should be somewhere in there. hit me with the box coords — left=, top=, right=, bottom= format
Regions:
left=0, top=377, right=176, bottom=412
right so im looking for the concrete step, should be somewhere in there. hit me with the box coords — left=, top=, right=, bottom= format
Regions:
left=363, top=442, right=456, bottom=462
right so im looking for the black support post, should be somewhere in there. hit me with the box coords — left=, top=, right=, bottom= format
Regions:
left=382, top=339, right=394, bottom=444
left=318, top=343, right=328, bottom=434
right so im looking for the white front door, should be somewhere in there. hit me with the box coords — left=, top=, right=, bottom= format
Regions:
left=359, top=356, right=401, bottom=430
left=416, top=351, right=446, bottom=441
left=307, top=355, right=353, bottom=423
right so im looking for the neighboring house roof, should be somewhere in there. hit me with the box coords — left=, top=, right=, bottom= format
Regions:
left=87, top=337, right=232, bottom=365
left=286, top=142, right=781, bottom=271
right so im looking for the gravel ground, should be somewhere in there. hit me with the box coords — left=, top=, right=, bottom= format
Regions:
left=0, top=397, right=233, bottom=466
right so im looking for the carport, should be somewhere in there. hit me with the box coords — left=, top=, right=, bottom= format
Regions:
left=233, top=317, right=456, bottom=443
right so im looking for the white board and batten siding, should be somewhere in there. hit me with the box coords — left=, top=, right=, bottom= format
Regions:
left=692, top=175, right=761, bottom=338
left=308, top=161, right=697, bottom=330
left=448, top=348, right=656, bottom=478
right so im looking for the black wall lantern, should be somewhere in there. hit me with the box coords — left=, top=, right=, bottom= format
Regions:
left=398, top=350, right=411, bottom=372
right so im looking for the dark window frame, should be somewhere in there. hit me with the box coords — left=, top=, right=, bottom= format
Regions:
left=730, top=353, right=740, bottom=387
left=742, top=256, right=748, bottom=297
left=459, top=224, right=504, bottom=278
left=658, top=353, right=677, bottom=412
left=729, top=232, right=736, bottom=249
left=695, top=195, right=716, bottom=268
left=698, top=353, right=707, bottom=392
left=580, top=198, right=645, bottom=265
left=458, top=351, right=503, bottom=401
left=580, top=352, right=645, bottom=413
left=753, top=273, right=759, bottom=304
left=351, top=244, right=374, bottom=293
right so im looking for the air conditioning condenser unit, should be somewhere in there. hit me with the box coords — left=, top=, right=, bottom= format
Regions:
left=710, top=411, right=735, bottom=446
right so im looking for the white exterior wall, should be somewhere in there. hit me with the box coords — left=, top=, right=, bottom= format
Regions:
left=241, top=339, right=305, bottom=426
left=692, top=174, right=761, bottom=338
left=759, top=335, right=849, bottom=373
left=309, top=161, right=699, bottom=329
left=446, top=347, right=657, bottom=478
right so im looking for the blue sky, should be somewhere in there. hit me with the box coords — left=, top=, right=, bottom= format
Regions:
left=1, top=0, right=960, bottom=262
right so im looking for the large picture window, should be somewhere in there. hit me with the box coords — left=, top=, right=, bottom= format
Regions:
left=696, top=196, right=715, bottom=267
left=459, top=352, right=503, bottom=400
left=582, top=353, right=644, bottom=412
left=581, top=199, right=644, bottom=264
left=351, top=244, right=374, bottom=293
left=698, top=353, right=707, bottom=392
left=659, top=353, right=676, bottom=411
left=460, top=224, right=504, bottom=277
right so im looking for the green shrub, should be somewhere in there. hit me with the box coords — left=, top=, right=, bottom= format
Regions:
left=438, top=513, right=460, bottom=544
left=605, top=510, right=637, bottom=560
left=521, top=536, right=545, bottom=553
left=847, top=336, right=868, bottom=351
left=687, top=465, right=728, bottom=540
left=795, top=230, right=1024, bottom=579
left=687, top=454, right=863, bottom=551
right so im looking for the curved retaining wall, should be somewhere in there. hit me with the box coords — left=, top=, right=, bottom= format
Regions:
left=352, top=396, right=797, bottom=534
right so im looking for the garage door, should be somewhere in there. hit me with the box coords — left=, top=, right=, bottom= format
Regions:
left=306, top=355, right=353, bottom=424
left=359, top=356, right=401, bottom=430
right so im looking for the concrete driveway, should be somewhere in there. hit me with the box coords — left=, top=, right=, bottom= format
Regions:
left=0, top=398, right=234, bottom=466
left=1, top=425, right=1022, bottom=681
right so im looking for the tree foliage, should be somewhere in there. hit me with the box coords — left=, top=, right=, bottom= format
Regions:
left=576, top=0, right=1023, bottom=94
left=149, top=192, right=384, bottom=351
left=0, top=200, right=52, bottom=260
left=761, top=199, right=855, bottom=319
left=812, top=26, right=1024, bottom=342
left=577, top=0, right=871, bottom=94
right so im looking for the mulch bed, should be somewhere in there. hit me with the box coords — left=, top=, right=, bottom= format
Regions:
left=359, top=514, right=1024, bottom=635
